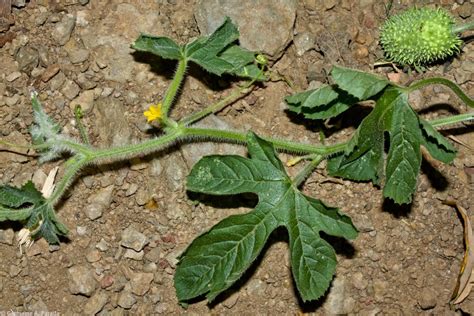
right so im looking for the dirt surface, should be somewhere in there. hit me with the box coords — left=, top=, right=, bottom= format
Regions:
left=0, top=0, right=473, bottom=314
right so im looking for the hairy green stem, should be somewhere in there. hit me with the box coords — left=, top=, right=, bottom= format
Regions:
left=405, top=77, right=473, bottom=108
left=293, top=155, right=323, bottom=188
left=429, top=113, right=474, bottom=128
left=161, top=59, right=188, bottom=127
left=47, top=107, right=471, bottom=210
left=48, top=155, right=90, bottom=206
left=182, top=127, right=347, bottom=155
left=452, top=20, right=474, bottom=34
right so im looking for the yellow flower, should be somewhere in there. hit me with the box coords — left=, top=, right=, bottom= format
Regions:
left=144, top=103, right=162, bottom=122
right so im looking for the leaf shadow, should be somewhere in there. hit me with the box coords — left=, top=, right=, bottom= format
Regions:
left=132, top=50, right=262, bottom=95
left=382, top=198, right=412, bottom=218
left=420, top=159, right=449, bottom=191
left=417, top=103, right=460, bottom=115
left=131, top=51, right=176, bottom=81
left=284, top=104, right=373, bottom=138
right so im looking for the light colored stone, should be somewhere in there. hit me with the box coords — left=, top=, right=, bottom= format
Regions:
left=94, top=98, right=132, bottom=147
left=84, top=291, right=108, bottom=315
left=123, top=249, right=144, bottom=261
left=121, top=226, right=148, bottom=252
left=61, top=79, right=80, bottom=100
left=70, top=90, right=95, bottom=113
left=80, top=3, right=163, bottom=82
left=52, top=14, right=76, bottom=45
left=195, top=0, right=297, bottom=58
left=0, top=229, right=15, bottom=245
left=118, top=291, right=136, bottom=309
left=6, top=71, right=21, bottom=82
left=68, top=265, right=97, bottom=297
left=130, top=272, right=154, bottom=296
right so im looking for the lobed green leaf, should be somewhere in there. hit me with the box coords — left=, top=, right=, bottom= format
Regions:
left=328, top=86, right=458, bottom=204
left=176, top=132, right=357, bottom=303
left=131, top=35, right=182, bottom=60
left=285, top=85, right=358, bottom=120
left=331, top=66, right=389, bottom=100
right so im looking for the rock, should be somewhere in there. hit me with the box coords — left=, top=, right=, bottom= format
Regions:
left=100, top=275, right=114, bottom=289
left=94, top=98, right=132, bottom=146
left=12, top=0, right=27, bottom=7
left=80, top=3, right=162, bottom=82
left=64, top=38, right=90, bottom=64
left=96, top=238, right=109, bottom=252
left=162, top=152, right=188, bottom=192
left=85, top=186, right=114, bottom=220
left=49, top=71, right=66, bottom=90
left=418, top=288, right=437, bottom=310
left=293, top=32, right=314, bottom=56
left=120, top=226, right=148, bottom=252
left=84, top=291, right=108, bottom=315
left=5, top=94, right=20, bottom=106
left=246, top=279, right=265, bottom=297
left=352, top=271, right=368, bottom=290
left=0, top=131, right=29, bottom=163
left=144, top=247, right=160, bottom=263
left=68, top=265, right=97, bottom=296
left=61, top=79, right=81, bottom=100
left=84, top=203, right=103, bottom=221
left=223, top=292, right=239, bottom=309
left=353, top=214, right=374, bottom=233
left=134, top=188, right=148, bottom=206
left=6, top=71, right=21, bottom=82
left=125, top=183, right=139, bottom=197
left=86, top=250, right=102, bottom=263
left=52, top=14, right=76, bottom=46
left=130, top=272, right=154, bottom=296
left=76, top=72, right=97, bottom=90
left=28, top=299, right=49, bottom=311
left=0, top=228, right=15, bottom=245
left=118, top=291, right=136, bottom=309
left=70, top=90, right=95, bottom=113
left=323, top=278, right=354, bottom=314
left=76, top=226, right=88, bottom=236
left=195, top=0, right=297, bottom=58
left=68, top=48, right=90, bottom=64
left=15, top=45, right=39, bottom=73
left=9, top=265, right=21, bottom=277
left=123, top=249, right=144, bottom=261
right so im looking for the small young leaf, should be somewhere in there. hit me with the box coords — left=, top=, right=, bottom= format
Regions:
left=175, top=132, right=357, bottom=303
left=131, top=35, right=182, bottom=60
left=419, top=119, right=456, bottom=163
left=331, top=66, right=389, bottom=100
left=285, top=85, right=358, bottom=120
left=30, top=92, right=67, bottom=163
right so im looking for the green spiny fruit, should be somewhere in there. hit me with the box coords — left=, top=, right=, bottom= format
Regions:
left=380, top=7, right=463, bottom=67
